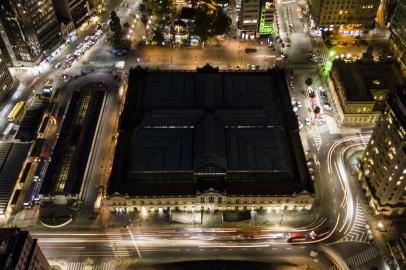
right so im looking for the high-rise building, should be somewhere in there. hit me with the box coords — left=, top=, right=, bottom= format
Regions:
left=0, top=0, right=61, bottom=66
left=359, top=88, right=406, bottom=216
left=0, top=228, right=50, bottom=270
left=307, top=0, right=380, bottom=34
left=388, top=0, right=406, bottom=74
left=0, top=53, right=13, bottom=105
left=52, top=0, right=91, bottom=29
left=238, top=0, right=276, bottom=37
left=239, top=0, right=261, bottom=34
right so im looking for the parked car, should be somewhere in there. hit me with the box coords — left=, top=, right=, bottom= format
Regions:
left=323, top=104, right=332, bottom=110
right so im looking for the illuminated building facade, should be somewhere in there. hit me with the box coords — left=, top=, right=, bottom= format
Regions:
left=52, top=0, right=91, bottom=29
left=239, top=0, right=276, bottom=37
left=359, top=88, right=406, bottom=216
left=259, top=0, right=276, bottom=35
left=388, top=0, right=406, bottom=74
left=0, top=54, right=13, bottom=105
left=0, top=0, right=60, bottom=66
left=327, top=61, right=404, bottom=126
left=307, top=0, right=380, bottom=34
left=239, top=0, right=261, bottom=34
left=0, top=228, right=50, bottom=270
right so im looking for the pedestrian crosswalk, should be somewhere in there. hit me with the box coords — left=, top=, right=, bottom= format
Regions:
left=66, top=261, right=112, bottom=270
left=342, top=200, right=370, bottom=243
left=67, top=262, right=85, bottom=270
left=303, top=125, right=328, bottom=151
left=347, top=246, right=380, bottom=268
left=75, top=208, right=92, bottom=224
left=105, top=229, right=130, bottom=257
left=12, top=207, right=39, bottom=227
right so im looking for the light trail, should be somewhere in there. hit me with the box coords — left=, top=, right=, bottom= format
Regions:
left=128, top=228, right=142, bottom=259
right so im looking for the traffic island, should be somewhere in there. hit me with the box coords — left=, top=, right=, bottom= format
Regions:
left=39, top=203, right=72, bottom=228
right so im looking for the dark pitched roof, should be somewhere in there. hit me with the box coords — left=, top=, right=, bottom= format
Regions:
left=0, top=143, right=31, bottom=215
left=110, top=67, right=312, bottom=196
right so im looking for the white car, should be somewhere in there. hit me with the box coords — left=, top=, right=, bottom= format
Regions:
left=323, top=104, right=331, bottom=110
left=298, top=121, right=303, bottom=129
left=297, top=101, right=302, bottom=108
left=305, top=117, right=311, bottom=125
left=293, top=106, right=298, bottom=112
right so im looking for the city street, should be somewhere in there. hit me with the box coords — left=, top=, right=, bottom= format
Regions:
left=0, top=0, right=394, bottom=269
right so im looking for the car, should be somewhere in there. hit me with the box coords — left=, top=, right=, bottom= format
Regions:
left=255, top=65, right=260, bottom=70
left=246, top=64, right=251, bottom=69
left=228, top=65, right=233, bottom=69
left=305, top=117, right=311, bottom=125
left=323, top=104, right=331, bottom=110
left=297, top=101, right=302, bottom=108
left=293, top=106, right=298, bottom=112
left=245, top=48, right=257, bottom=53
left=251, top=64, right=255, bottom=70
left=298, top=121, right=303, bottom=129
left=54, top=63, right=61, bottom=69
left=235, top=65, right=241, bottom=70
left=308, top=50, right=315, bottom=57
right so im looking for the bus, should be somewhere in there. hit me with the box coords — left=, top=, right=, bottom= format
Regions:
left=2, top=123, right=14, bottom=140
left=93, top=185, right=104, bottom=213
left=33, top=159, right=47, bottom=182
left=286, top=231, right=307, bottom=242
left=7, top=101, right=25, bottom=122
left=23, top=182, right=36, bottom=208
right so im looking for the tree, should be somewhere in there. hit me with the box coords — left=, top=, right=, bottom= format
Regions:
left=152, top=28, right=165, bottom=45
left=212, top=10, right=231, bottom=35
left=194, top=7, right=210, bottom=41
left=109, top=11, right=122, bottom=33
left=305, top=77, right=313, bottom=86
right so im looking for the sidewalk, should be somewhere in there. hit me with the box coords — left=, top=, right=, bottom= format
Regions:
left=101, top=208, right=319, bottom=230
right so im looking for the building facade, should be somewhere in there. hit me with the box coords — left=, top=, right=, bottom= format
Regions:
left=0, top=0, right=60, bottom=66
left=0, top=53, right=13, bottom=105
left=52, top=0, right=91, bottom=29
left=0, top=228, right=50, bottom=270
left=358, top=88, right=406, bottom=216
left=388, top=0, right=406, bottom=74
left=327, top=60, right=404, bottom=126
left=307, top=0, right=380, bottom=34
left=239, top=0, right=261, bottom=35
left=108, top=189, right=314, bottom=213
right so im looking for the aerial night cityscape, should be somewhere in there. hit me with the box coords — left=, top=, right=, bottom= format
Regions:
left=0, top=0, right=405, bottom=269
